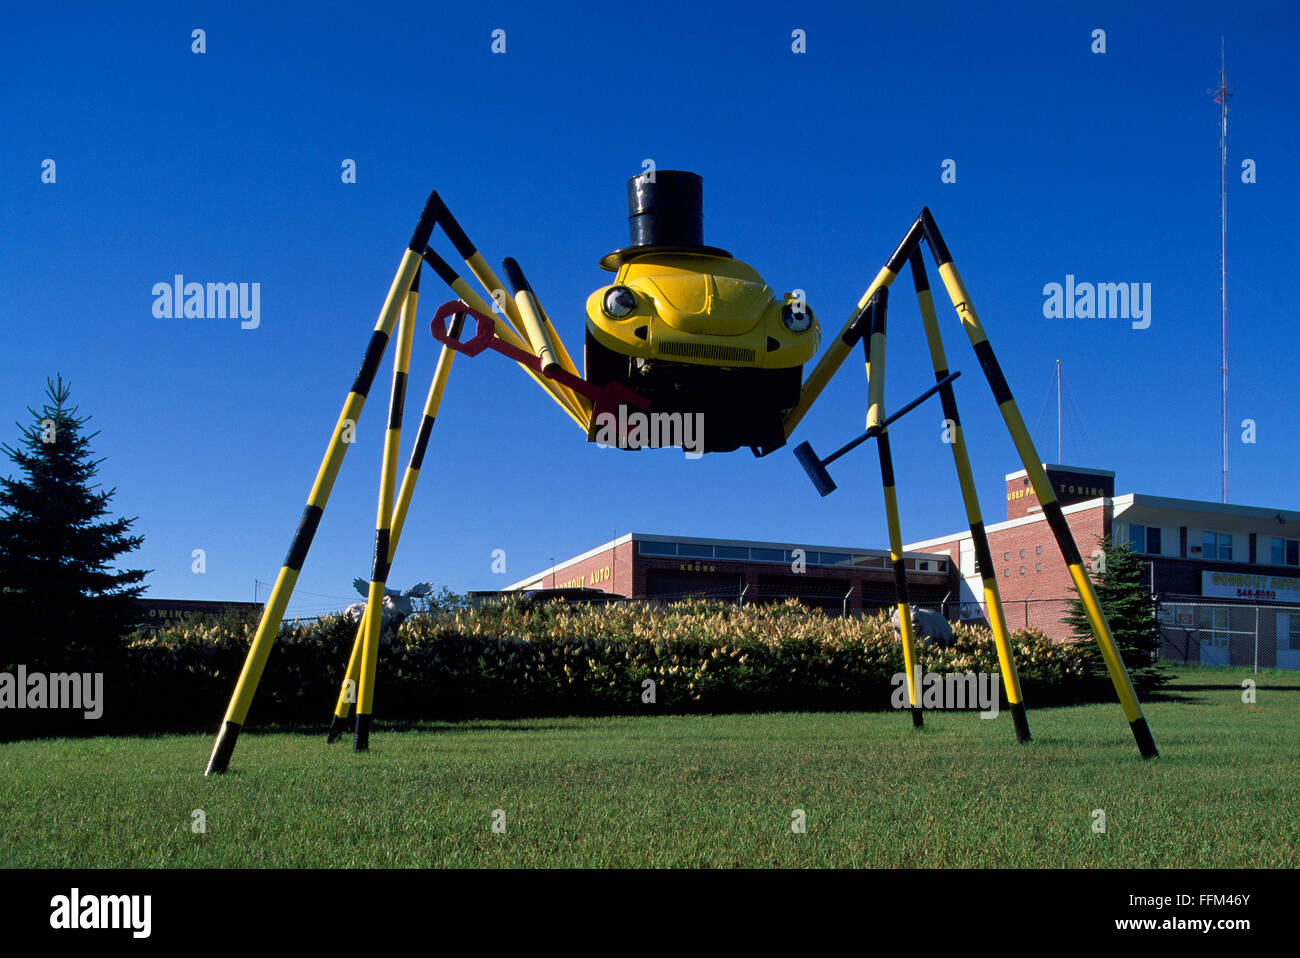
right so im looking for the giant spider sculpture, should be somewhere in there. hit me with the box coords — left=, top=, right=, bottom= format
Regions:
left=205, top=171, right=1157, bottom=774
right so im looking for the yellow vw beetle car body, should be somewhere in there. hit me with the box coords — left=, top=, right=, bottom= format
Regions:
left=583, top=171, right=819, bottom=454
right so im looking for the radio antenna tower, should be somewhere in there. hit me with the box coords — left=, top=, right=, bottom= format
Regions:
left=1211, top=38, right=1231, bottom=503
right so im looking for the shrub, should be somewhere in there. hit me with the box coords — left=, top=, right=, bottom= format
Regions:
left=1, top=599, right=1114, bottom=739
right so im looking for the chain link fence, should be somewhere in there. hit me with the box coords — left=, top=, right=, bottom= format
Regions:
left=1156, top=599, right=1300, bottom=672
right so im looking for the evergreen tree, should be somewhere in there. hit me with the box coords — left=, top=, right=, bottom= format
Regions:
left=0, top=376, right=150, bottom=666
left=1061, top=536, right=1168, bottom=692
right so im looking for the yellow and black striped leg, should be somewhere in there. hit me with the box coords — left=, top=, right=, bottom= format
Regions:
left=422, top=249, right=588, bottom=429
left=328, top=275, right=422, bottom=744
left=326, top=274, right=419, bottom=745
left=921, top=210, right=1157, bottom=758
left=326, top=606, right=365, bottom=743
left=423, top=200, right=590, bottom=427
left=881, top=431, right=923, bottom=727
left=782, top=219, right=924, bottom=440
left=909, top=249, right=1030, bottom=743
left=204, top=194, right=439, bottom=775
left=353, top=264, right=419, bottom=751
left=327, top=313, right=464, bottom=743
left=862, top=289, right=923, bottom=727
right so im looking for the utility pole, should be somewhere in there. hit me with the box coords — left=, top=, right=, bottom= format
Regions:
left=1211, top=38, right=1231, bottom=503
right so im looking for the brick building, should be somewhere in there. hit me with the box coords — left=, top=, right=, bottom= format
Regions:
left=503, top=532, right=952, bottom=615
left=905, top=463, right=1300, bottom=660
left=492, top=463, right=1300, bottom=666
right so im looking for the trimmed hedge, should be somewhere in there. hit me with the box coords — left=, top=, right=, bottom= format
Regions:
left=1, top=599, right=1115, bottom=739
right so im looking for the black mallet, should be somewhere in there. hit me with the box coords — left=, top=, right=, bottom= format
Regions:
left=793, top=370, right=961, bottom=496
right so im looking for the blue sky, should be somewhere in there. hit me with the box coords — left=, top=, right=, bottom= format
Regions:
left=4, top=1, right=1297, bottom=617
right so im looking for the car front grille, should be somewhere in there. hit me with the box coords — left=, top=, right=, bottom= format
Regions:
left=655, top=339, right=757, bottom=364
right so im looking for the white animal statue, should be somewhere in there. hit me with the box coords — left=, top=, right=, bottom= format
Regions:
left=343, top=580, right=434, bottom=637
left=890, top=605, right=956, bottom=649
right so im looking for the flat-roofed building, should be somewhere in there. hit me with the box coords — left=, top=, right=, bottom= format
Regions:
left=906, top=463, right=1300, bottom=664
left=502, top=532, right=952, bottom=615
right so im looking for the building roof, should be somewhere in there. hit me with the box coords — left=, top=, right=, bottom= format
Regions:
left=1114, top=493, right=1300, bottom=526
left=907, top=467, right=1300, bottom=551
left=1005, top=463, right=1115, bottom=481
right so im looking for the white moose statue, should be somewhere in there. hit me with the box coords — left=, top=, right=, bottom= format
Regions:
left=343, top=579, right=435, bottom=638
left=890, top=605, right=956, bottom=649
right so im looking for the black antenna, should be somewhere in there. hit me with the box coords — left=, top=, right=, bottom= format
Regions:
left=1209, top=37, right=1232, bottom=503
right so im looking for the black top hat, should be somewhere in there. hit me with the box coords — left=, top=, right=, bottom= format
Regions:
left=598, top=170, right=732, bottom=271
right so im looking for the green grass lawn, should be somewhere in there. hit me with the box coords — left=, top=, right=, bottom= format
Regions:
left=1, top=666, right=1296, bottom=868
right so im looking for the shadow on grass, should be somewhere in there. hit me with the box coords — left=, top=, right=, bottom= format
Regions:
left=0, top=719, right=592, bottom=745
left=1166, top=683, right=1299, bottom=692
left=0, top=685, right=1144, bottom=745
left=231, top=720, right=593, bottom=737
left=1142, top=681, right=1300, bottom=705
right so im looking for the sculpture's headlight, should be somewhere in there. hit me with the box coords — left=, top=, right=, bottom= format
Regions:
left=602, top=286, right=637, bottom=318
left=782, top=301, right=812, bottom=333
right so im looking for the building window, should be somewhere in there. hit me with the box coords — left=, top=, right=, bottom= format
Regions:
left=1284, top=613, right=1300, bottom=652
left=1197, top=607, right=1230, bottom=647
left=677, top=543, right=714, bottom=558
left=750, top=548, right=784, bottom=562
left=1019, top=549, right=1026, bottom=559
left=638, top=541, right=676, bottom=556
left=1202, top=531, right=1232, bottom=561
left=1003, top=552, right=1010, bottom=561
left=1035, top=546, right=1043, bottom=555
left=1019, top=566, right=1025, bottom=575
left=1128, top=524, right=1161, bottom=555
left=1002, top=569, right=1009, bottom=577
left=715, top=546, right=749, bottom=560
left=1270, top=537, right=1300, bottom=567
left=1036, top=563, right=1042, bottom=572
